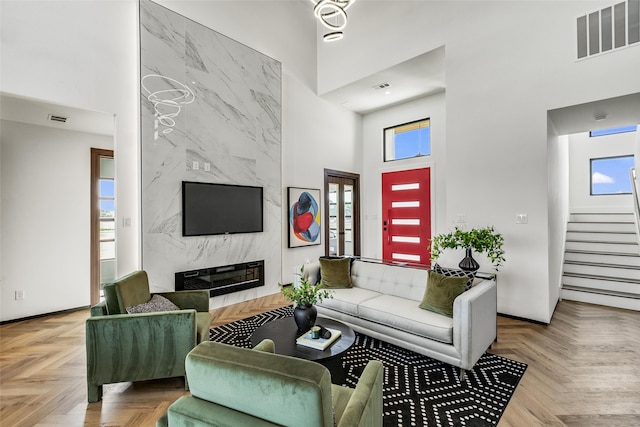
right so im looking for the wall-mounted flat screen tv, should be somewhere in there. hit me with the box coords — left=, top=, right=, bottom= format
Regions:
left=182, top=181, right=263, bottom=236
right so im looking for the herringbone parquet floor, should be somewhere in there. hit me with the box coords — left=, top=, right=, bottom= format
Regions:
left=1, top=295, right=638, bottom=426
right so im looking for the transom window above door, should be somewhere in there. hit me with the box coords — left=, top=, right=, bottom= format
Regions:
left=383, top=118, right=431, bottom=162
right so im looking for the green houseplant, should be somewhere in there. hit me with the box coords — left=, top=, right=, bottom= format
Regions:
left=279, top=266, right=332, bottom=331
left=429, top=226, right=505, bottom=271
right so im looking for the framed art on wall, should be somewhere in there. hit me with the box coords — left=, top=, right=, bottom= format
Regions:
left=288, top=187, right=321, bottom=248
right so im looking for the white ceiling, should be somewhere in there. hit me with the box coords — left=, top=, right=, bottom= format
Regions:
left=548, top=92, right=640, bottom=135
left=321, top=46, right=446, bottom=115
left=0, top=92, right=114, bottom=136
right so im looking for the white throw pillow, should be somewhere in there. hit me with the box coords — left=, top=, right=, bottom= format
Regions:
left=126, top=294, right=180, bottom=314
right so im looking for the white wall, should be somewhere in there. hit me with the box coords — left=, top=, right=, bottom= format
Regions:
left=0, top=0, right=140, bottom=281
left=0, top=120, right=113, bottom=321
left=361, top=91, right=446, bottom=261
left=0, top=0, right=362, bottom=317
left=547, top=123, right=570, bottom=317
left=318, top=1, right=640, bottom=322
left=569, top=130, right=637, bottom=212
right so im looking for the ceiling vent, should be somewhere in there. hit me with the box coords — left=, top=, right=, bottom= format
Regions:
left=47, top=114, right=67, bottom=123
left=372, top=82, right=391, bottom=90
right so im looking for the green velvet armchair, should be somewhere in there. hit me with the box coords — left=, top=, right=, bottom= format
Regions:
left=86, top=270, right=212, bottom=403
left=156, top=339, right=384, bottom=427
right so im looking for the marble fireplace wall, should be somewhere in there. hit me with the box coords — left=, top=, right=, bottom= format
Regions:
left=140, top=0, right=282, bottom=305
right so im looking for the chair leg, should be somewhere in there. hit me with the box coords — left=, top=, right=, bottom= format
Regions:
left=88, top=383, right=103, bottom=403
left=459, top=368, right=466, bottom=382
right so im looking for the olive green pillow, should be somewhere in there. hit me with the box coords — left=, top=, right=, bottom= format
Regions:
left=319, top=257, right=353, bottom=289
left=419, top=270, right=468, bottom=317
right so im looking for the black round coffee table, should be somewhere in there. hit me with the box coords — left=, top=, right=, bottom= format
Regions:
left=250, top=316, right=356, bottom=384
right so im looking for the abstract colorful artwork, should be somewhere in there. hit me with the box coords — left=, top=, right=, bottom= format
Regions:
left=288, top=187, right=321, bottom=248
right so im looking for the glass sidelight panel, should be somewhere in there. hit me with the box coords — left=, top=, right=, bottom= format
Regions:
left=324, top=169, right=360, bottom=258
left=344, top=185, right=353, bottom=256
left=328, top=183, right=339, bottom=256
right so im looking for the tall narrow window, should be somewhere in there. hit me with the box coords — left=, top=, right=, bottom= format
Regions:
left=384, top=118, right=431, bottom=162
left=91, top=148, right=115, bottom=305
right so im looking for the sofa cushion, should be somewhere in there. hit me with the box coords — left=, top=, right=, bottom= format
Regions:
left=358, top=295, right=454, bottom=344
left=432, top=263, right=475, bottom=290
left=419, top=271, right=468, bottom=317
left=319, top=257, right=353, bottom=288
left=126, top=294, right=180, bottom=314
left=351, top=260, right=428, bottom=301
left=317, top=288, right=381, bottom=316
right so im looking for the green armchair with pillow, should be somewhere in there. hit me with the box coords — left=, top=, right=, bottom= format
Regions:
left=86, top=270, right=212, bottom=403
left=157, top=340, right=384, bottom=427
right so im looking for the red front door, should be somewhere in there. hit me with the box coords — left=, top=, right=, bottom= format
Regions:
left=382, top=167, right=431, bottom=266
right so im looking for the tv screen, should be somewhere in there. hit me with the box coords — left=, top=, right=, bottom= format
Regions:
left=182, top=181, right=263, bottom=236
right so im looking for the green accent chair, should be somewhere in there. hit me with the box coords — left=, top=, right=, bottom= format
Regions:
left=156, top=339, right=384, bottom=427
left=86, top=270, right=212, bottom=403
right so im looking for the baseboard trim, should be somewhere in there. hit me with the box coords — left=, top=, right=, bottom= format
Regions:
left=497, top=312, right=549, bottom=326
left=0, top=306, right=90, bottom=325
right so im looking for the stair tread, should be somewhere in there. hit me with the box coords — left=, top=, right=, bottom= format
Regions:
left=563, top=271, right=640, bottom=284
left=565, top=239, right=638, bottom=245
left=565, top=249, right=640, bottom=257
left=564, top=260, right=640, bottom=268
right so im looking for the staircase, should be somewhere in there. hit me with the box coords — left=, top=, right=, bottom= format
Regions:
left=561, top=212, right=640, bottom=311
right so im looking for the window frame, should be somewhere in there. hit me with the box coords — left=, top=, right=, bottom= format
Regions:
left=589, top=154, right=635, bottom=196
left=383, top=117, right=431, bottom=162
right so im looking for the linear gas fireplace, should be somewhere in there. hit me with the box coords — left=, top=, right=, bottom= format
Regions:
left=175, top=260, right=264, bottom=297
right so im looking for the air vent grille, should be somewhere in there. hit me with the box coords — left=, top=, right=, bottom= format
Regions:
left=372, top=82, right=391, bottom=90
left=577, top=0, right=640, bottom=59
left=47, top=114, right=67, bottom=123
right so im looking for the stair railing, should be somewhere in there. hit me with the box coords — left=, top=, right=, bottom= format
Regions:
left=631, top=168, right=640, bottom=254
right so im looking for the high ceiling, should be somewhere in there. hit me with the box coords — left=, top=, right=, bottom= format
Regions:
left=320, top=46, right=446, bottom=114
left=0, top=93, right=114, bottom=136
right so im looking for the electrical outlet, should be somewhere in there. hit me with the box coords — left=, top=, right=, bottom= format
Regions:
left=15, top=290, right=25, bottom=300
left=204, top=162, right=211, bottom=172
left=193, top=161, right=199, bottom=170
left=456, top=214, right=466, bottom=223
left=516, top=213, right=528, bottom=224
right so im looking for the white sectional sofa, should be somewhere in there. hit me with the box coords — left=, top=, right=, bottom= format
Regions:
left=298, top=258, right=497, bottom=377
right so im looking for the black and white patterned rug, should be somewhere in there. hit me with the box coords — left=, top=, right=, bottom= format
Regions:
left=210, top=306, right=526, bottom=427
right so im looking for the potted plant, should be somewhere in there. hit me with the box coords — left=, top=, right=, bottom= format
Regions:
left=429, top=226, right=505, bottom=271
left=279, top=266, right=332, bottom=331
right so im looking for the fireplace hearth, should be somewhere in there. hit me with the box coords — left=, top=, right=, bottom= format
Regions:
left=175, top=260, right=264, bottom=297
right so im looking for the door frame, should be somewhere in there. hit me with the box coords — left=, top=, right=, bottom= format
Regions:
left=324, top=169, right=361, bottom=257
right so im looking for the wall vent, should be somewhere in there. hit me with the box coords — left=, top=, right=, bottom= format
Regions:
left=577, top=0, right=640, bottom=59
left=47, top=114, right=67, bottom=123
left=372, top=82, right=391, bottom=90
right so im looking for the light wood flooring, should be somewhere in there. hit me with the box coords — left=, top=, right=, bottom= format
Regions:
left=1, top=295, right=639, bottom=426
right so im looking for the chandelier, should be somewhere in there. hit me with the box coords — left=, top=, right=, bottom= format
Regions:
left=310, top=0, right=356, bottom=42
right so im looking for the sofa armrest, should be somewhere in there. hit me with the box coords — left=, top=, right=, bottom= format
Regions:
left=158, top=290, right=210, bottom=312
left=86, top=310, right=197, bottom=402
left=252, top=338, right=275, bottom=353
left=452, top=279, right=497, bottom=370
left=337, top=360, right=383, bottom=427
left=90, top=301, right=108, bottom=316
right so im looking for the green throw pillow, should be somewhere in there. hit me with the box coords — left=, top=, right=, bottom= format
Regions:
left=419, top=270, right=468, bottom=317
left=319, top=257, right=353, bottom=289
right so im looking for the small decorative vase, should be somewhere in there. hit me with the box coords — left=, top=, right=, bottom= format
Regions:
left=293, top=304, right=317, bottom=331
left=459, top=247, right=480, bottom=272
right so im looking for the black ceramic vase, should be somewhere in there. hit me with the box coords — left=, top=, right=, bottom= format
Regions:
left=293, top=304, right=317, bottom=331
left=459, top=247, right=480, bottom=272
